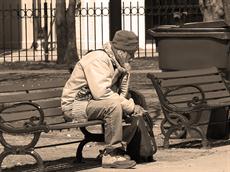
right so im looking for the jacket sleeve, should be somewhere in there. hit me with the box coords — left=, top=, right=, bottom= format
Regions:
left=83, top=57, right=134, bottom=114
left=118, top=63, right=131, bottom=98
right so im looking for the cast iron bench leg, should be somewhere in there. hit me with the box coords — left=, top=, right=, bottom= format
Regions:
left=163, top=124, right=209, bottom=148
left=0, top=131, right=44, bottom=171
left=189, top=126, right=209, bottom=148
left=0, top=149, right=44, bottom=172
left=76, top=127, right=104, bottom=162
left=0, top=150, right=13, bottom=172
left=163, top=126, right=182, bottom=148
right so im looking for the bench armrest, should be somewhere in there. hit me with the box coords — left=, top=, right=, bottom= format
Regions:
left=163, top=84, right=207, bottom=113
left=0, top=102, right=49, bottom=134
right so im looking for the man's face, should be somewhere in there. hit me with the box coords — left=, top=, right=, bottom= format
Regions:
left=117, top=50, right=136, bottom=64
left=126, top=50, right=135, bottom=62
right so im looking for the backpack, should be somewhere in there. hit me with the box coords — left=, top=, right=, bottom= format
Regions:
left=125, top=111, right=157, bottom=163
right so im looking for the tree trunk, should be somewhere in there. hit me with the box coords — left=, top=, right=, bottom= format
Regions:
left=199, top=0, right=224, bottom=22
left=56, top=0, right=80, bottom=66
left=56, top=0, right=67, bottom=64
left=64, top=0, right=79, bottom=67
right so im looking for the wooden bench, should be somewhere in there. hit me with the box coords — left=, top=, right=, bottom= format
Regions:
left=147, top=67, right=230, bottom=148
left=0, top=77, right=146, bottom=171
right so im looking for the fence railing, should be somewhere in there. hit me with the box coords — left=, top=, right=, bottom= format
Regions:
left=0, top=1, right=202, bottom=63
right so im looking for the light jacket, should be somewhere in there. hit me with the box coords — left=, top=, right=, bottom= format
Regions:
left=61, top=42, right=135, bottom=122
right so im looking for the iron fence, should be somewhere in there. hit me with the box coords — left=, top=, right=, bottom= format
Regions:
left=0, top=1, right=202, bottom=63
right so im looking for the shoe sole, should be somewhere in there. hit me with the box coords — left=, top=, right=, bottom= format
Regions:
left=102, top=160, right=136, bottom=169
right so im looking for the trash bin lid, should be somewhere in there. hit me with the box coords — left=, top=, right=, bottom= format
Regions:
left=148, top=24, right=230, bottom=40
left=180, top=20, right=228, bottom=28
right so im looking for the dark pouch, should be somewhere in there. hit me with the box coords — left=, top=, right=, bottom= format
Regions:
left=124, top=113, right=157, bottom=163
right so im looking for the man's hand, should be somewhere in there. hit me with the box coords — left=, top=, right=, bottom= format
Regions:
left=133, top=104, right=146, bottom=116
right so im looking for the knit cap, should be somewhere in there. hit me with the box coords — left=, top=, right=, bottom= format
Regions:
left=112, top=30, right=138, bottom=52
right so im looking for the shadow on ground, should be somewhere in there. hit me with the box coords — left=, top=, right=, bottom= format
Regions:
left=167, top=139, right=230, bottom=149
left=3, top=157, right=101, bottom=172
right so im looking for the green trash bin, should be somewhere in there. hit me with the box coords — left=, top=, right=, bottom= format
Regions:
left=148, top=25, right=230, bottom=79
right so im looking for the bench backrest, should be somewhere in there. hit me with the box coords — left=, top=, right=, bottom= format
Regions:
left=0, top=78, right=67, bottom=126
left=147, top=67, right=230, bottom=108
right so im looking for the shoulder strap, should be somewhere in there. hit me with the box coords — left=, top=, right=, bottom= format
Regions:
left=84, top=49, right=105, bottom=55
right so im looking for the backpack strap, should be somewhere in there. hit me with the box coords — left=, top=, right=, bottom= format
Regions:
left=84, top=49, right=106, bottom=55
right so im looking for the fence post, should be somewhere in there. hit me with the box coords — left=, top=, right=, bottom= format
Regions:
left=109, top=0, right=121, bottom=40
left=44, top=1, right=49, bottom=62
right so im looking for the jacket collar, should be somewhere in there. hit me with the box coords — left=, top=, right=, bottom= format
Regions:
left=103, top=42, right=127, bottom=74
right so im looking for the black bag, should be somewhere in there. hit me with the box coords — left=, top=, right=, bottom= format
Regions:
left=125, top=112, right=157, bottom=163
left=207, top=107, right=230, bottom=140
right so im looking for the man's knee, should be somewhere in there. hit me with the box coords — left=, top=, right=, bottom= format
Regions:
left=87, top=98, right=123, bottom=116
left=104, top=99, right=123, bottom=113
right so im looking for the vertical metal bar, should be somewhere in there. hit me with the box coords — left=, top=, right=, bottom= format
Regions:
left=38, top=0, right=42, bottom=32
left=86, top=3, right=89, bottom=51
left=192, top=0, right=196, bottom=21
left=32, top=2, right=36, bottom=61
left=2, top=1, right=6, bottom=62
left=10, top=5, right=13, bottom=62
left=186, top=0, right=188, bottom=22
left=150, top=3, right=153, bottom=29
left=40, top=14, right=43, bottom=61
left=25, top=4, right=28, bottom=61
left=101, top=2, right=104, bottom=46
left=197, top=1, right=202, bottom=21
left=137, top=1, right=140, bottom=58
left=94, top=2, right=96, bottom=50
left=79, top=6, right=82, bottom=58
left=17, top=4, right=21, bottom=61
left=39, top=3, right=42, bottom=61
left=166, top=0, right=169, bottom=25
left=129, top=2, right=132, bottom=31
left=122, top=1, right=125, bottom=30
left=50, top=2, right=53, bottom=61
left=171, top=0, right=175, bottom=24
left=157, top=0, right=161, bottom=25
left=144, top=4, right=147, bottom=58
left=163, top=0, right=166, bottom=25
left=44, top=2, right=49, bottom=62
left=185, top=0, right=188, bottom=23
left=191, top=0, right=194, bottom=22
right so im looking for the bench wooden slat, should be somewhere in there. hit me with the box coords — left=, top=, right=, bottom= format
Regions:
left=48, top=120, right=104, bottom=130
left=161, top=75, right=222, bottom=87
left=44, top=116, right=67, bottom=125
left=34, top=99, right=61, bottom=109
left=207, top=97, right=230, bottom=106
left=0, top=79, right=66, bottom=93
left=165, top=83, right=227, bottom=96
left=0, top=89, right=63, bottom=103
left=2, top=107, right=63, bottom=122
left=153, top=66, right=218, bottom=79
left=174, top=97, right=230, bottom=108
left=1, top=99, right=60, bottom=113
left=167, top=90, right=230, bottom=104
left=130, top=83, right=153, bottom=90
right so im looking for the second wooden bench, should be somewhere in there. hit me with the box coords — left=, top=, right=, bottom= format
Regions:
left=147, top=67, right=230, bottom=148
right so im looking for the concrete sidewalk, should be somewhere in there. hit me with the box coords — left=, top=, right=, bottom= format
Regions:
left=81, top=145, right=230, bottom=172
